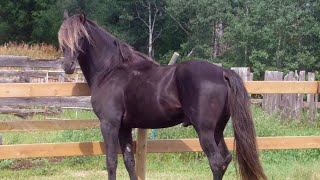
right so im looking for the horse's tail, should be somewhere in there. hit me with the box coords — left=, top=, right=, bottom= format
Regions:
left=223, top=69, right=267, bottom=180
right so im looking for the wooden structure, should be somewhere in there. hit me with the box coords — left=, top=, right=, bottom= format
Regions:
left=231, top=67, right=253, bottom=81
left=1, top=136, right=320, bottom=160
left=0, top=56, right=88, bottom=115
left=262, top=70, right=318, bottom=121
left=0, top=82, right=320, bottom=179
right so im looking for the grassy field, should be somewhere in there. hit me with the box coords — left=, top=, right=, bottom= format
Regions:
left=0, top=106, right=319, bottom=179
left=0, top=42, right=61, bottom=59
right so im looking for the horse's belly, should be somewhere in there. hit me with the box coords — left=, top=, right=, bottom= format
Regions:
left=123, top=106, right=184, bottom=129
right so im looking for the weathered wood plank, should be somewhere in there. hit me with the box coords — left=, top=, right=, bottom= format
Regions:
left=295, top=71, right=305, bottom=121
left=0, top=83, right=90, bottom=97
left=231, top=67, right=250, bottom=81
left=307, top=72, right=317, bottom=123
left=0, top=70, right=65, bottom=77
left=0, top=97, right=91, bottom=107
left=0, top=77, right=30, bottom=83
left=0, top=136, right=320, bottom=159
left=0, top=108, right=60, bottom=117
left=0, top=56, right=62, bottom=68
left=0, top=97, right=290, bottom=109
left=245, top=81, right=319, bottom=94
left=0, top=119, right=99, bottom=132
left=0, top=70, right=48, bottom=77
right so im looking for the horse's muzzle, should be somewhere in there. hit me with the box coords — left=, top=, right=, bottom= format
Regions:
left=61, top=58, right=76, bottom=74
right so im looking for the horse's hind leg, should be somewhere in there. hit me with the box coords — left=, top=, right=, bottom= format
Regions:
left=119, top=127, right=137, bottom=180
left=198, top=125, right=231, bottom=179
left=191, top=103, right=227, bottom=179
left=217, top=137, right=232, bottom=176
left=215, top=115, right=232, bottom=176
left=198, top=128, right=225, bottom=180
left=195, top=95, right=230, bottom=179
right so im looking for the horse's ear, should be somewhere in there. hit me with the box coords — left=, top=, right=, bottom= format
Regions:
left=63, top=10, right=69, bottom=20
left=79, top=10, right=86, bottom=24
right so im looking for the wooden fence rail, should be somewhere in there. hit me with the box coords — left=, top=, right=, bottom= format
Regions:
left=0, top=83, right=90, bottom=97
left=0, top=119, right=99, bottom=132
left=0, top=97, right=91, bottom=108
left=0, top=56, right=62, bottom=69
left=0, top=81, right=319, bottom=98
left=1, top=136, right=320, bottom=160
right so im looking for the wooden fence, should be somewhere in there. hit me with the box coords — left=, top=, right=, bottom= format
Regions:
left=262, top=70, right=318, bottom=122
left=230, top=68, right=319, bottom=123
left=0, top=82, right=320, bottom=180
left=0, top=56, right=88, bottom=117
left=2, top=56, right=317, bottom=120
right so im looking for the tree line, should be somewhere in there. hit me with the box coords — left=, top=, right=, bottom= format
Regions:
left=0, top=0, right=319, bottom=79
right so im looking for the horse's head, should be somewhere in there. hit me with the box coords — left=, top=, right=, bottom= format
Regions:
left=58, top=10, right=91, bottom=74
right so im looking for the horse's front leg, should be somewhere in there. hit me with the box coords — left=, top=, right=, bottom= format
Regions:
left=100, top=118, right=120, bottom=180
left=119, top=127, right=137, bottom=180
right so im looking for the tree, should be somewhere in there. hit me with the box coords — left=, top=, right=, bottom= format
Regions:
left=1, top=0, right=320, bottom=79
left=224, top=0, right=320, bottom=78
left=134, top=0, right=166, bottom=57
left=166, top=0, right=232, bottom=60
left=0, top=0, right=36, bottom=43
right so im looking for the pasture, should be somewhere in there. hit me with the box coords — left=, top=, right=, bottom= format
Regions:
left=0, top=107, right=319, bottom=179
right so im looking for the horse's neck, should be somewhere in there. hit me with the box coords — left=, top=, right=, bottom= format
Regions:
left=79, top=23, right=156, bottom=87
left=79, top=24, right=123, bottom=87
left=79, top=28, right=110, bottom=87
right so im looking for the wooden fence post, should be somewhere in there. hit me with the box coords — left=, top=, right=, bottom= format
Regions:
left=136, top=52, right=180, bottom=180
left=136, top=129, right=148, bottom=180
left=168, top=52, right=180, bottom=65
left=295, top=71, right=305, bottom=122
left=231, top=67, right=250, bottom=81
left=58, top=72, right=65, bottom=82
left=262, top=71, right=283, bottom=114
left=231, top=67, right=252, bottom=99
left=281, top=71, right=297, bottom=120
left=307, top=72, right=317, bottom=123
left=45, top=71, right=49, bottom=83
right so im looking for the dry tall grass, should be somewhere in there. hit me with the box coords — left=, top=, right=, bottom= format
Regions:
left=0, top=42, right=61, bottom=59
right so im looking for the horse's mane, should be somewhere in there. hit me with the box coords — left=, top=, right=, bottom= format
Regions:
left=58, top=15, right=92, bottom=57
left=58, top=14, right=157, bottom=65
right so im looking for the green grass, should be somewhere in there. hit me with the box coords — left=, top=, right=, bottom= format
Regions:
left=0, top=106, right=320, bottom=179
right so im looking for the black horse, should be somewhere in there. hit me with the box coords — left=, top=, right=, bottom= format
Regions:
left=58, top=11, right=266, bottom=180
